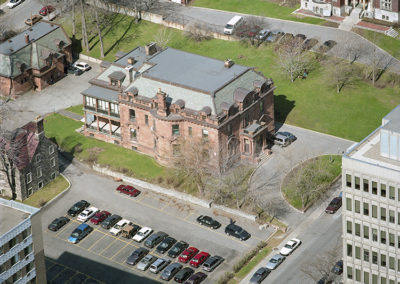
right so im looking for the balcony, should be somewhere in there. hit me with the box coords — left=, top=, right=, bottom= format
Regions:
left=110, top=112, right=120, bottom=118
left=84, top=105, right=95, bottom=111
left=97, top=109, right=108, bottom=115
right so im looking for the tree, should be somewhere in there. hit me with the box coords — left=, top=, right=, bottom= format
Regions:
left=80, top=0, right=90, bottom=53
left=326, top=58, right=360, bottom=93
left=276, top=37, right=314, bottom=82
left=184, top=23, right=212, bottom=42
left=153, top=27, right=172, bottom=49
left=108, top=0, right=159, bottom=22
left=235, top=16, right=266, bottom=46
left=339, top=33, right=364, bottom=64
left=0, top=23, right=17, bottom=42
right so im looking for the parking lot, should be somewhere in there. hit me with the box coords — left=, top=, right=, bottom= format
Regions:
left=42, top=161, right=274, bottom=284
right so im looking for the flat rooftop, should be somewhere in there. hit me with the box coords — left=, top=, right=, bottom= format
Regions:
left=346, top=128, right=400, bottom=173
left=0, top=199, right=39, bottom=235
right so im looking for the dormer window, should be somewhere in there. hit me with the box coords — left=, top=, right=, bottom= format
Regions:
left=111, top=79, right=118, bottom=86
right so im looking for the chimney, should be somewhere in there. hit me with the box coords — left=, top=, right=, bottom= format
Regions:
left=34, top=116, right=44, bottom=138
left=125, top=65, right=134, bottom=83
left=156, top=88, right=168, bottom=117
left=24, top=33, right=29, bottom=44
left=127, top=57, right=136, bottom=65
left=224, top=59, right=234, bottom=68
left=145, top=42, right=157, bottom=56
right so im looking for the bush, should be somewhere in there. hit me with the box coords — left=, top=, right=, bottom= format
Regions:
left=216, top=272, right=235, bottom=284
left=38, top=199, right=47, bottom=207
left=233, top=241, right=268, bottom=272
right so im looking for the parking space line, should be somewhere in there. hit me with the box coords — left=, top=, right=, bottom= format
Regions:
left=184, top=212, right=194, bottom=221
left=55, top=220, right=74, bottom=237
left=87, top=234, right=107, bottom=252
left=99, top=238, right=118, bottom=255
left=160, top=202, right=170, bottom=211
left=48, top=267, right=68, bottom=282
left=111, top=242, right=130, bottom=263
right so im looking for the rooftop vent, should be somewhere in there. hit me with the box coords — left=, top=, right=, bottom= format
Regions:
left=25, top=34, right=29, bottom=44
left=224, top=59, right=234, bottom=68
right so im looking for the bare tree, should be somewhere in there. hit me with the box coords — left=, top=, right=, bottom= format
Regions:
left=153, top=27, right=172, bottom=49
left=276, top=37, right=315, bottom=82
left=339, top=33, right=365, bottom=64
left=235, top=16, right=266, bottom=46
left=184, top=22, right=212, bottom=42
left=0, top=23, right=17, bottom=42
left=108, top=0, right=159, bottom=22
left=326, top=58, right=360, bottom=93
left=79, top=0, right=90, bottom=53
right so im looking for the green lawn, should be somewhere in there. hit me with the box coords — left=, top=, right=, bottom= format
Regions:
left=282, top=155, right=342, bottom=210
left=354, top=28, right=400, bottom=61
left=44, top=113, right=166, bottom=181
left=66, top=105, right=84, bottom=116
left=23, top=175, right=69, bottom=208
left=192, top=0, right=325, bottom=25
left=59, top=14, right=400, bottom=142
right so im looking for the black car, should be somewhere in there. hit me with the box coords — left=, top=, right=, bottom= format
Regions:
left=202, top=255, right=224, bottom=272
left=126, top=247, right=149, bottom=265
left=168, top=241, right=189, bottom=258
left=196, top=215, right=221, bottom=229
left=101, top=214, right=122, bottom=229
left=184, top=272, right=207, bottom=284
left=225, top=223, right=251, bottom=241
left=332, top=260, right=343, bottom=275
left=156, top=236, right=176, bottom=254
left=48, top=217, right=69, bottom=231
left=174, top=267, right=194, bottom=283
left=265, top=30, right=284, bottom=43
left=145, top=231, right=168, bottom=248
left=66, top=65, right=83, bottom=76
left=250, top=267, right=270, bottom=284
left=67, top=200, right=90, bottom=217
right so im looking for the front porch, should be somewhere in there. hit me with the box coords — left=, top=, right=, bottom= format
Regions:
left=84, top=114, right=121, bottom=139
left=239, top=121, right=273, bottom=164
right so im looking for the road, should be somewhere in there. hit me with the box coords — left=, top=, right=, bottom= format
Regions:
left=0, top=0, right=44, bottom=31
left=240, top=194, right=343, bottom=284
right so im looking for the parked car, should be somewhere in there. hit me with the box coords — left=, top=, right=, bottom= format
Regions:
left=303, top=38, right=319, bottom=50
left=145, top=231, right=168, bottom=248
left=25, top=15, right=42, bottom=25
left=77, top=206, right=98, bottom=222
left=90, top=210, right=111, bottom=225
left=280, top=238, right=301, bottom=256
left=132, top=226, right=153, bottom=242
left=178, top=247, right=199, bottom=263
left=156, top=236, right=176, bottom=254
left=48, top=217, right=69, bottom=231
left=121, top=223, right=141, bottom=238
left=196, top=215, right=221, bottom=229
left=73, top=61, right=91, bottom=72
left=190, top=252, right=210, bottom=268
left=168, top=241, right=189, bottom=258
left=318, top=40, right=337, bottom=53
left=116, top=184, right=141, bottom=197
left=265, top=30, right=284, bottom=42
left=101, top=214, right=122, bottom=230
left=278, top=131, right=297, bottom=142
left=150, top=258, right=171, bottom=274
left=39, top=5, right=55, bottom=16
left=68, top=223, right=93, bottom=244
left=7, top=0, right=23, bottom=9
left=332, top=260, right=343, bottom=275
left=225, top=223, right=251, bottom=241
left=109, top=219, right=131, bottom=236
left=184, top=272, right=207, bottom=284
left=67, top=200, right=90, bottom=217
left=266, top=254, right=285, bottom=270
left=174, top=267, right=194, bottom=283
left=325, top=197, right=342, bottom=214
left=66, top=66, right=83, bottom=76
left=137, top=254, right=157, bottom=271
left=250, top=267, right=270, bottom=284
left=202, top=255, right=224, bottom=272
left=161, top=262, right=182, bottom=281
left=126, top=247, right=149, bottom=265
left=256, top=29, right=270, bottom=41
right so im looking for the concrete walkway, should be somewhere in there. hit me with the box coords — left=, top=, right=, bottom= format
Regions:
left=57, top=109, right=83, bottom=121
left=339, top=7, right=362, bottom=31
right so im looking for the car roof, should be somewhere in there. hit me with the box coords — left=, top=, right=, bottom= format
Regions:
left=141, top=226, right=151, bottom=231
left=77, top=223, right=89, bottom=229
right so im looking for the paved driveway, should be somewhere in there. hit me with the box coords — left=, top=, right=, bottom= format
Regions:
left=42, top=159, right=274, bottom=284
left=250, top=123, right=354, bottom=227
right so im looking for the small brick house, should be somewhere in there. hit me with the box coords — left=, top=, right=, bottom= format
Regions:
left=82, top=43, right=275, bottom=168
left=0, top=116, right=59, bottom=201
left=0, top=21, right=72, bottom=98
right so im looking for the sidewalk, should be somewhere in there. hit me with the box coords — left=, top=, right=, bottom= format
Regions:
left=57, top=109, right=83, bottom=121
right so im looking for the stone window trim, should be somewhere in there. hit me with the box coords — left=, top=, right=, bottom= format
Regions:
left=49, top=145, right=55, bottom=155
left=172, top=124, right=180, bottom=136
left=35, top=154, right=41, bottom=164
left=51, top=172, right=56, bottom=179
left=27, top=187, right=33, bottom=197
left=202, top=129, right=209, bottom=139
left=38, top=181, right=44, bottom=189
left=50, top=157, right=56, bottom=168
left=36, top=167, right=42, bottom=178
left=26, top=172, right=32, bottom=184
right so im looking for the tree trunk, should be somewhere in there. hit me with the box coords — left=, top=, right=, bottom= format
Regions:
left=336, top=83, right=340, bottom=93
left=94, top=7, right=104, bottom=58
left=72, top=0, right=76, bottom=38
left=80, top=0, right=89, bottom=53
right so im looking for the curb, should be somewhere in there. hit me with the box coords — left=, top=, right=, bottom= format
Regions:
left=42, top=173, right=71, bottom=209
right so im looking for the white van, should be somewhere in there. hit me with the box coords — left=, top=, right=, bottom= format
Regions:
left=224, top=16, right=243, bottom=35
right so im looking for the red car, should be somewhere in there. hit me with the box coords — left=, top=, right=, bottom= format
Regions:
left=189, top=252, right=210, bottom=268
left=178, top=247, right=199, bottom=263
left=116, top=185, right=141, bottom=197
left=39, top=5, right=55, bottom=16
left=325, top=197, right=342, bottom=214
left=90, top=210, right=111, bottom=225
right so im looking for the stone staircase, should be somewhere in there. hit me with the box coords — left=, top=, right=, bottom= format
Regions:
left=257, top=150, right=272, bottom=164
left=339, top=7, right=362, bottom=31
left=385, top=27, right=399, bottom=38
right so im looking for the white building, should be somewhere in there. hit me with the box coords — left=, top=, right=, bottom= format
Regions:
left=342, top=105, right=400, bottom=283
left=0, top=199, right=46, bottom=284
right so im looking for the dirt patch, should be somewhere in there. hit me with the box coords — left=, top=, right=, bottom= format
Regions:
left=321, top=21, right=339, bottom=28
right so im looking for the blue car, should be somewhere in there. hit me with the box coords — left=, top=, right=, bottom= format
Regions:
left=68, top=223, right=93, bottom=244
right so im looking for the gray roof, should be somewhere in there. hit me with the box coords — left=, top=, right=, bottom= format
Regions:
left=245, top=123, right=262, bottom=133
left=0, top=203, right=30, bottom=235
left=0, top=21, right=59, bottom=55
left=382, top=105, right=400, bottom=132
left=108, top=71, right=126, bottom=81
left=144, top=48, right=249, bottom=94
left=234, top=87, right=249, bottom=102
left=115, top=46, right=156, bottom=68
left=82, top=85, right=119, bottom=102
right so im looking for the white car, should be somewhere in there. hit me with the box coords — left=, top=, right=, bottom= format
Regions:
left=7, top=0, right=23, bottom=8
left=280, top=238, right=301, bottom=256
left=77, top=206, right=98, bottom=222
left=73, top=62, right=91, bottom=72
left=132, top=227, right=153, bottom=242
left=109, top=219, right=131, bottom=236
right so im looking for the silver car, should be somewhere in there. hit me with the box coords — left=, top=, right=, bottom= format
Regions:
left=149, top=258, right=171, bottom=274
left=137, top=254, right=156, bottom=271
left=266, top=254, right=285, bottom=270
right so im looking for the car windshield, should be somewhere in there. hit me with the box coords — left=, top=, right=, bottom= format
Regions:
left=114, top=225, right=121, bottom=229
left=171, top=246, right=179, bottom=252
left=71, top=205, right=80, bottom=211
left=160, top=242, right=168, bottom=248
left=71, top=230, right=81, bottom=238
left=284, top=244, right=292, bottom=249
left=225, top=24, right=233, bottom=29
left=138, top=231, right=144, bottom=236
left=270, top=258, right=278, bottom=263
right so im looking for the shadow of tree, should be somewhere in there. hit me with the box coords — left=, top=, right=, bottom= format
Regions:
left=274, top=94, right=295, bottom=125
left=104, top=18, right=139, bottom=56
